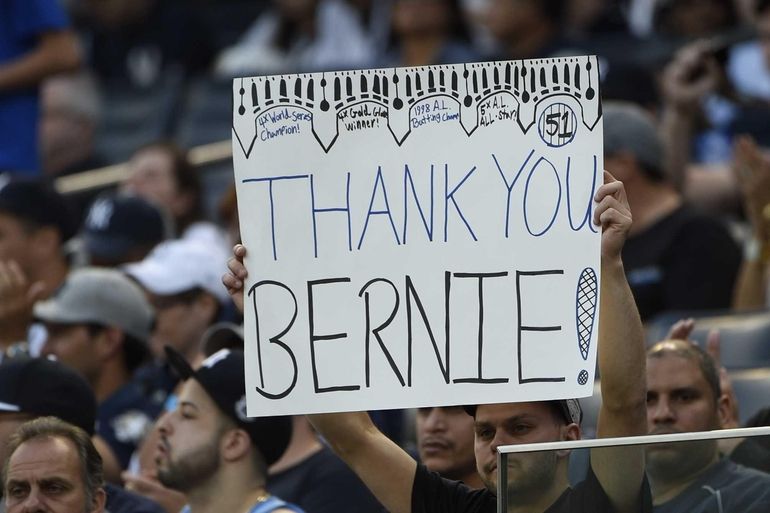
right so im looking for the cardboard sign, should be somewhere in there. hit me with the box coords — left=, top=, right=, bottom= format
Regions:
left=232, top=57, right=603, bottom=416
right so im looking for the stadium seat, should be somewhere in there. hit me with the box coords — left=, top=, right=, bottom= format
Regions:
left=645, top=309, right=770, bottom=369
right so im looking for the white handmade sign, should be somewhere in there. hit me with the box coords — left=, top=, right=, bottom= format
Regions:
left=232, top=57, right=603, bottom=417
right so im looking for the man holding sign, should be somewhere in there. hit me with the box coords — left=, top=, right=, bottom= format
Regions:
left=224, top=172, right=650, bottom=513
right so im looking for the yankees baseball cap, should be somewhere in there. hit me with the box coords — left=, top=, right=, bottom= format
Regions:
left=83, top=193, right=168, bottom=264
left=34, top=267, right=155, bottom=343
left=0, top=357, right=97, bottom=435
left=164, top=346, right=291, bottom=466
left=463, top=399, right=583, bottom=426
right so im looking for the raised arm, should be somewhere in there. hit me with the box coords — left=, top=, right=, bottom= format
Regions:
left=590, top=172, right=648, bottom=513
left=223, top=246, right=418, bottom=513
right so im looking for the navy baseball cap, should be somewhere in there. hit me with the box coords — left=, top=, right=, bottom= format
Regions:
left=83, top=193, right=168, bottom=264
left=463, top=399, right=583, bottom=426
left=164, top=346, right=292, bottom=466
left=0, top=179, right=77, bottom=242
left=0, top=357, right=97, bottom=435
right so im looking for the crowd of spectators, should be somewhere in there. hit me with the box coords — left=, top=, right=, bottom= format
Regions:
left=3, top=0, right=770, bottom=512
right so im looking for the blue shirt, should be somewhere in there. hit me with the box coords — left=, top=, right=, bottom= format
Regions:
left=97, top=381, right=157, bottom=470
left=0, top=0, right=69, bottom=174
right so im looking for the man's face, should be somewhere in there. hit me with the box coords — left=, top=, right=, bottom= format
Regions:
left=646, top=354, right=722, bottom=436
left=416, top=406, right=477, bottom=482
left=473, top=402, right=567, bottom=494
left=0, top=213, right=33, bottom=268
left=149, top=292, right=214, bottom=359
left=41, top=324, right=101, bottom=384
left=645, top=354, right=722, bottom=477
left=155, top=380, right=225, bottom=492
left=122, top=148, right=178, bottom=213
left=3, top=436, right=102, bottom=513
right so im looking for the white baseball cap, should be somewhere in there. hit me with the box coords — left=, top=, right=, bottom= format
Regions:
left=123, top=239, right=230, bottom=304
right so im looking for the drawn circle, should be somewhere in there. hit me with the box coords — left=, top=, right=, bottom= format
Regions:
left=320, top=99, right=330, bottom=111
left=463, top=95, right=472, bottom=107
left=537, top=102, right=577, bottom=148
left=238, top=105, right=245, bottom=115
left=320, top=78, right=327, bottom=87
left=463, top=69, right=469, bottom=79
left=392, top=74, right=399, bottom=84
left=577, top=370, right=589, bottom=385
left=586, top=88, right=595, bottom=100
left=239, top=88, right=245, bottom=95
left=522, top=91, right=530, bottom=103
left=393, top=97, right=404, bottom=110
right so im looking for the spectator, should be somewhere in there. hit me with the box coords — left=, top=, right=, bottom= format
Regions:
left=39, top=71, right=105, bottom=177
left=379, top=0, right=478, bottom=67
left=0, top=179, right=77, bottom=360
left=652, top=0, right=737, bottom=40
left=120, top=141, right=228, bottom=254
left=732, top=135, right=770, bottom=309
left=603, top=102, right=741, bottom=321
left=0, top=0, right=81, bottom=175
left=415, top=406, right=483, bottom=488
left=124, top=239, right=230, bottom=411
left=35, top=267, right=157, bottom=482
left=73, top=0, right=215, bottom=88
left=2, top=417, right=106, bottom=513
left=481, top=0, right=574, bottom=60
left=158, top=347, right=302, bottom=513
left=267, top=416, right=384, bottom=512
left=645, top=339, right=770, bottom=511
left=194, top=322, right=384, bottom=513
left=223, top=174, right=652, bottom=513
left=0, top=357, right=165, bottom=513
left=82, top=192, right=169, bottom=267
left=215, top=0, right=375, bottom=77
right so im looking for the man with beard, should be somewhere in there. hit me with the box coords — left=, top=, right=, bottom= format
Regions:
left=645, top=339, right=770, bottom=512
left=156, top=346, right=304, bottom=513
left=415, top=407, right=483, bottom=489
left=224, top=173, right=652, bottom=513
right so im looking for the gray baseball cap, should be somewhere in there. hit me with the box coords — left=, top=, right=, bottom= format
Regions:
left=603, top=102, right=665, bottom=180
left=34, top=267, right=155, bottom=342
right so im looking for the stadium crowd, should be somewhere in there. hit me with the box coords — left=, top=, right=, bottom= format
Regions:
left=2, top=1, right=770, bottom=512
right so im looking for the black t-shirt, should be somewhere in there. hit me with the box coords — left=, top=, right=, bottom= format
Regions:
left=621, top=205, right=741, bottom=321
left=411, top=463, right=652, bottom=513
left=267, top=445, right=383, bottom=513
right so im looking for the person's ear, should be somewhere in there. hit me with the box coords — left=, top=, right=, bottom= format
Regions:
left=716, top=393, right=734, bottom=429
left=221, top=428, right=251, bottom=463
left=89, top=486, right=107, bottom=513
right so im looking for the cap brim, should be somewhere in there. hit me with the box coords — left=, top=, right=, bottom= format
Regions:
left=84, top=233, right=139, bottom=261
left=164, top=346, right=195, bottom=380
left=34, top=299, right=85, bottom=325
left=0, top=401, right=21, bottom=412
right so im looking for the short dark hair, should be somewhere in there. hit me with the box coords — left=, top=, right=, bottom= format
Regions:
left=647, top=339, right=722, bottom=402
left=2, top=417, right=104, bottom=508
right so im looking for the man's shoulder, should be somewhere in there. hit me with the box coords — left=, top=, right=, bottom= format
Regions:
left=412, top=464, right=495, bottom=513
left=717, top=459, right=770, bottom=488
